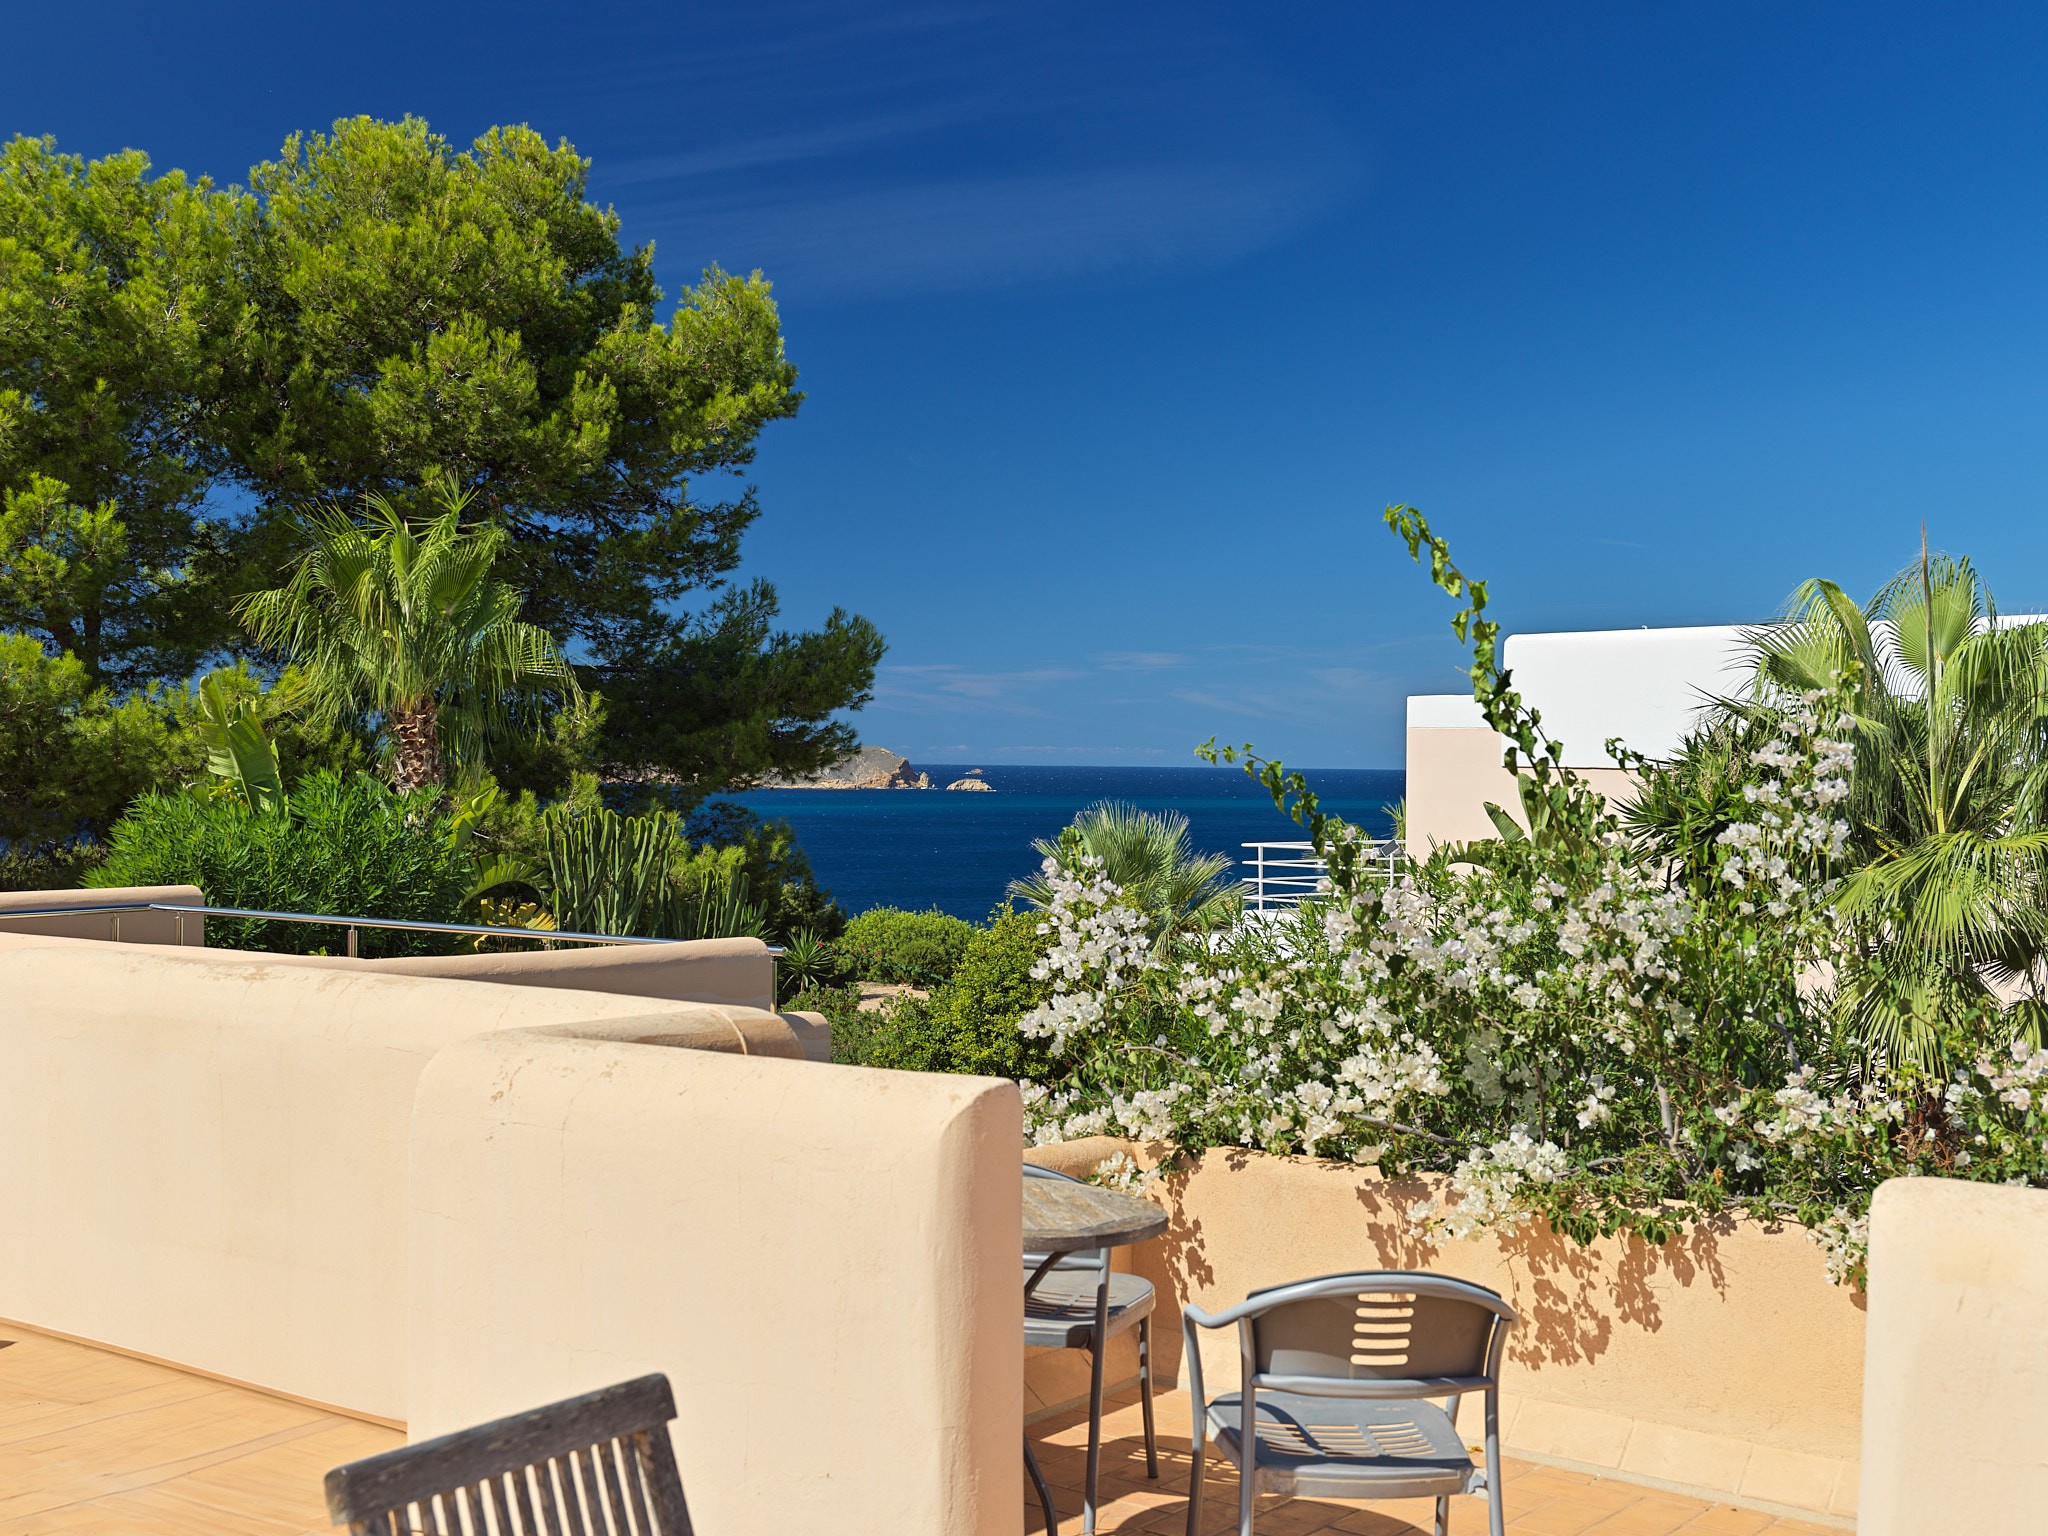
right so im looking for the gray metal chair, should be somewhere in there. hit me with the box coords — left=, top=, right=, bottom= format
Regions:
left=1024, top=1163, right=1159, bottom=1536
left=324, top=1373, right=692, bottom=1535
left=1182, top=1271, right=1517, bottom=1536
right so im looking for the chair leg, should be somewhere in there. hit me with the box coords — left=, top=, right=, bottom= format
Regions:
left=1434, top=1493, right=1450, bottom=1536
left=1238, top=1443, right=1255, bottom=1536
left=1083, top=1260, right=1113, bottom=1536
left=1184, top=1430, right=1205, bottom=1536
left=1486, top=1394, right=1506, bottom=1536
left=1025, top=1434, right=1058, bottom=1536
left=1139, top=1316, right=1159, bottom=1479
left=1083, top=1338, right=1106, bottom=1536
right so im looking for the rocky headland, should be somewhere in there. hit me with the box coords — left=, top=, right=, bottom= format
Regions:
left=758, top=745, right=931, bottom=789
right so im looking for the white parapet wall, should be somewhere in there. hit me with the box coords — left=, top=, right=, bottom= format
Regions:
left=1858, top=1177, right=2048, bottom=1534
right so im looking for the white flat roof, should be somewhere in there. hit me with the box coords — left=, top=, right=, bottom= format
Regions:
left=1410, top=613, right=2048, bottom=767
left=1406, top=624, right=1755, bottom=766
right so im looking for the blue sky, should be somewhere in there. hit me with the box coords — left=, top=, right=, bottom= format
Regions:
left=14, top=3, right=2048, bottom=766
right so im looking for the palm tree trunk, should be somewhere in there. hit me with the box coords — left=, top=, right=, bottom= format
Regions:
left=390, top=698, right=444, bottom=793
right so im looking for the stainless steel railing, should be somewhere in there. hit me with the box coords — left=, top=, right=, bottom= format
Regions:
left=0, top=900, right=723, bottom=956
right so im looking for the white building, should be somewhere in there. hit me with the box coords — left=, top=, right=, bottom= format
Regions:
left=1404, top=624, right=1755, bottom=851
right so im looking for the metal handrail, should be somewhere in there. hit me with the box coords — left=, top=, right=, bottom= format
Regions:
left=0, top=899, right=777, bottom=957
left=1240, top=839, right=1405, bottom=913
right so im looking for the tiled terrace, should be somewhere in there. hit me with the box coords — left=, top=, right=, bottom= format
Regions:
left=1023, top=1395, right=1847, bottom=1536
left=0, top=1326, right=1843, bottom=1535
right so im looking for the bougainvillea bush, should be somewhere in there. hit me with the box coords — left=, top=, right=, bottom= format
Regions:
left=1016, top=508, right=2048, bottom=1288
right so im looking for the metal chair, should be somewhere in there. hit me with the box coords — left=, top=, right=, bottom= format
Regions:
left=1182, top=1271, right=1517, bottom=1536
left=1024, top=1163, right=1160, bottom=1536
left=324, top=1374, right=693, bottom=1535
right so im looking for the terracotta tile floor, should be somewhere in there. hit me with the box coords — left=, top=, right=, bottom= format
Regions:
left=0, top=1328, right=400, bottom=1535
left=1, top=1326, right=1842, bottom=1535
left=1026, top=1389, right=1845, bottom=1536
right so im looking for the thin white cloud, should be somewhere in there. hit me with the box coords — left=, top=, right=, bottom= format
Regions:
left=569, top=2, right=1360, bottom=301
left=679, top=158, right=1348, bottom=299
left=873, top=662, right=1080, bottom=714
left=1097, top=650, right=1189, bottom=671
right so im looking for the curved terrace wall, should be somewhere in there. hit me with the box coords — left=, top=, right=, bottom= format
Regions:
left=0, top=940, right=1020, bottom=1536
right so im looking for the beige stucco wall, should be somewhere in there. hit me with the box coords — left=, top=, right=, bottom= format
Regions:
left=0, top=944, right=810, bottom=1420
left=1403, top=727, right=1638, bottom=854
left=1858, top=1177, right=2048, bottom=1534
left=410, top=1034, right=1022, bottom=1536
left=0, top=883, right=204, bottom=945
left=1034, top=1140, right=1864, bottom=1524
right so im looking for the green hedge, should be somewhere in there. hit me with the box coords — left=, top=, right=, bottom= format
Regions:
left=837, top=906, right=977, bottom=985
left=839, top=909, right=1054, bottom=1078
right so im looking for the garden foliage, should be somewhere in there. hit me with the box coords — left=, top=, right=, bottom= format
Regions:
left=0, top=121, right=881, bottom=797
left=839, top=909, right=1055, bottom=1078
left=88, top=770, right=472, bottom=956
left=836, top=906, right=977, bottom=985
left=1008, top=800, right=1244, bottom=938
left=1000, top=508, right=2048, bottom=1288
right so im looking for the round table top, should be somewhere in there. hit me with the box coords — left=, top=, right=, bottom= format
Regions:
left=1021, top=1172, right=1167, bottom=1253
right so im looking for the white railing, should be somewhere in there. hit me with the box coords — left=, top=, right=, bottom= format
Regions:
left=1240, top=840, right=1405, bottom=913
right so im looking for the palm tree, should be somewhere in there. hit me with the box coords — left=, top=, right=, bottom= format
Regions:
left=236, top=482, right=577, bottom=793
left=1009, top=800, right=1245, bottom=939
left=1742, top=549, right=2048, bottom=1070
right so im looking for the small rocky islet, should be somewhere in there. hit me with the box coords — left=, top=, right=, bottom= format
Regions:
left=757, top=746, right=994, bottom=792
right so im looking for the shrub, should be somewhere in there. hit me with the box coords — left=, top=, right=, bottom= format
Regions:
left=837, top=906, right=976, bottom=985
left=846, top=909, right=1054, bottom=1078
left=1018, top=507, right=2048, bottom=1289
left=87, top=769, right=470, bottom=956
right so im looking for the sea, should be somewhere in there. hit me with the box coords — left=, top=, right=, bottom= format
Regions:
left=728, top=764, right=1404, bottom=920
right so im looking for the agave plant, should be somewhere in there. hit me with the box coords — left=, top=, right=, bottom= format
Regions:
left=1738, top=550, right=2048, bottom=1070
left=1009, top=800, right=1245, bottom=939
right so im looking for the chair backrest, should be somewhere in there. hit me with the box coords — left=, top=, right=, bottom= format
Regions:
left=1243, top=1272, right=1515, bottom=1388
left=325, top=1374, right=693, bottom=1536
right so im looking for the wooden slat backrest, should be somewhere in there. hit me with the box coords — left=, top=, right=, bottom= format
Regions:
left=325, top=1374, right=693, bottom=1535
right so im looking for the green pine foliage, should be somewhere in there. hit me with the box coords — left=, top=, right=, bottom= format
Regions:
left=0, top=632, right=188, bottom=848
left=0, top=119, right=881, bottom=800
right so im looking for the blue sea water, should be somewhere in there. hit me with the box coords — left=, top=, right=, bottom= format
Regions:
left=728, top=764, right=1404, bottom=920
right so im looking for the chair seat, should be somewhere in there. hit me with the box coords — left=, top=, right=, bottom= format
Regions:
left=1023, top=1269, right=1155, bottom=1349
left=1203, top=1391, right=1481, bottom=1501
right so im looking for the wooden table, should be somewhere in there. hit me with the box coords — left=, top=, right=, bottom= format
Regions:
left=1023, top=1172, right=1168, bottom=1257
left=1022, top=1171, right=1168, bottom=1536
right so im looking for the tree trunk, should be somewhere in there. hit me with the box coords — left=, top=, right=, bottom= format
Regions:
left=390, top=698, right=443, bottom=793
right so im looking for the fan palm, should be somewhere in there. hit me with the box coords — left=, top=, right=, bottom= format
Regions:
left=1744, top=550, right=2048, bottom=1070
left=235, top=483, right=577, bottom=792
left=1009, top=800, right=1245, bottom=939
